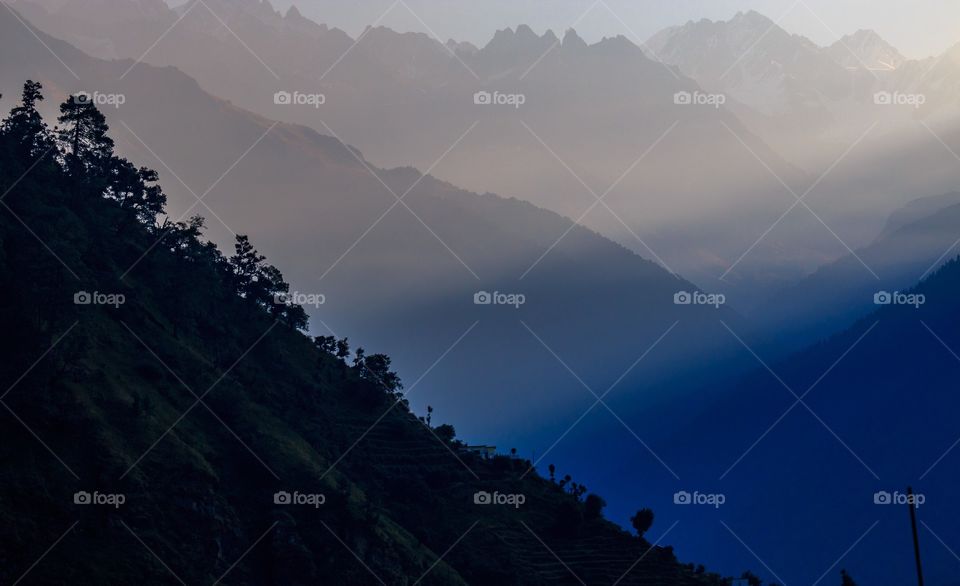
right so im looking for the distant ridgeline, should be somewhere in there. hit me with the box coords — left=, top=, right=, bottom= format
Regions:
left=0, top=80, right=780, bottom=584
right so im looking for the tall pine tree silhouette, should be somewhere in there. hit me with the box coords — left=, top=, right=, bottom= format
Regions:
left=2, top=81, right=55, bottom=162
left=57, top=93, right=114, bottom=178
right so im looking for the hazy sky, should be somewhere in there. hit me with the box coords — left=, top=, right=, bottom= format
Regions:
left=244, top=0, right=960, bottom=59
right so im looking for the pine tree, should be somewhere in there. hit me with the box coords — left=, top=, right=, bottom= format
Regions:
left=228, top=234, right=308, bottom=330
left=229, top=234, right=268, bottom=300
left=57, top=93, right=114, bottom=177
left=1, top=80, right=55, bottom=162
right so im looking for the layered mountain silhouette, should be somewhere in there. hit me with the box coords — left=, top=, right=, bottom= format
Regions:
left=13, top=0, right=824, bottom=291
left=19, top=0, right=960, bottom=303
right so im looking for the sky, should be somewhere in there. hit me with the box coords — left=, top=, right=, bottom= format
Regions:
left=233, top=0, right=960, bottom=59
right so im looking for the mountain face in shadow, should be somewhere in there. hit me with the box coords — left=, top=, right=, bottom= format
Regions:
left=658, top=257, right=960, bottom=586
left=0, top=4, right=754, bottom=477
left=746, top=191, right=960, bottom=357
left=0, top=81, right=735, bottom=585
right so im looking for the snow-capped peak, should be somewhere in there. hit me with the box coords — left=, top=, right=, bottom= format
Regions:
left=827, top=29, right=904, bottom=71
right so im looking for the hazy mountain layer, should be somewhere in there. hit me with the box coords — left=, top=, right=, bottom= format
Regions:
left=14, top=0, right=832, bottom=293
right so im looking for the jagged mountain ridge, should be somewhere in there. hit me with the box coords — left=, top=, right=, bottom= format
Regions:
left=11, top=0, right=815, bottom=293
left=646, top=11, right=851, bottom=116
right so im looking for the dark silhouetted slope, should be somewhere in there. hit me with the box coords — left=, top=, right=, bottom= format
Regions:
left=0, top=82, right=731, bottom=585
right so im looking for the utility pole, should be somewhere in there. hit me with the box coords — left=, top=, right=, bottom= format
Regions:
left=908, top=486, right=924, bottom=586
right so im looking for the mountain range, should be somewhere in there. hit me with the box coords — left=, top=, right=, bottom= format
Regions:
left=647, top=11, right=960, bottom=175
left=15, top=0, right=960, bottom=303
left=10, top=0, right=829, bottom=293
left=3, top=2, right=960, bottom=584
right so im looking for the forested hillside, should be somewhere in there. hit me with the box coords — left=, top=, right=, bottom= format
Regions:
left=0, top=81, right=733, bottom=585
